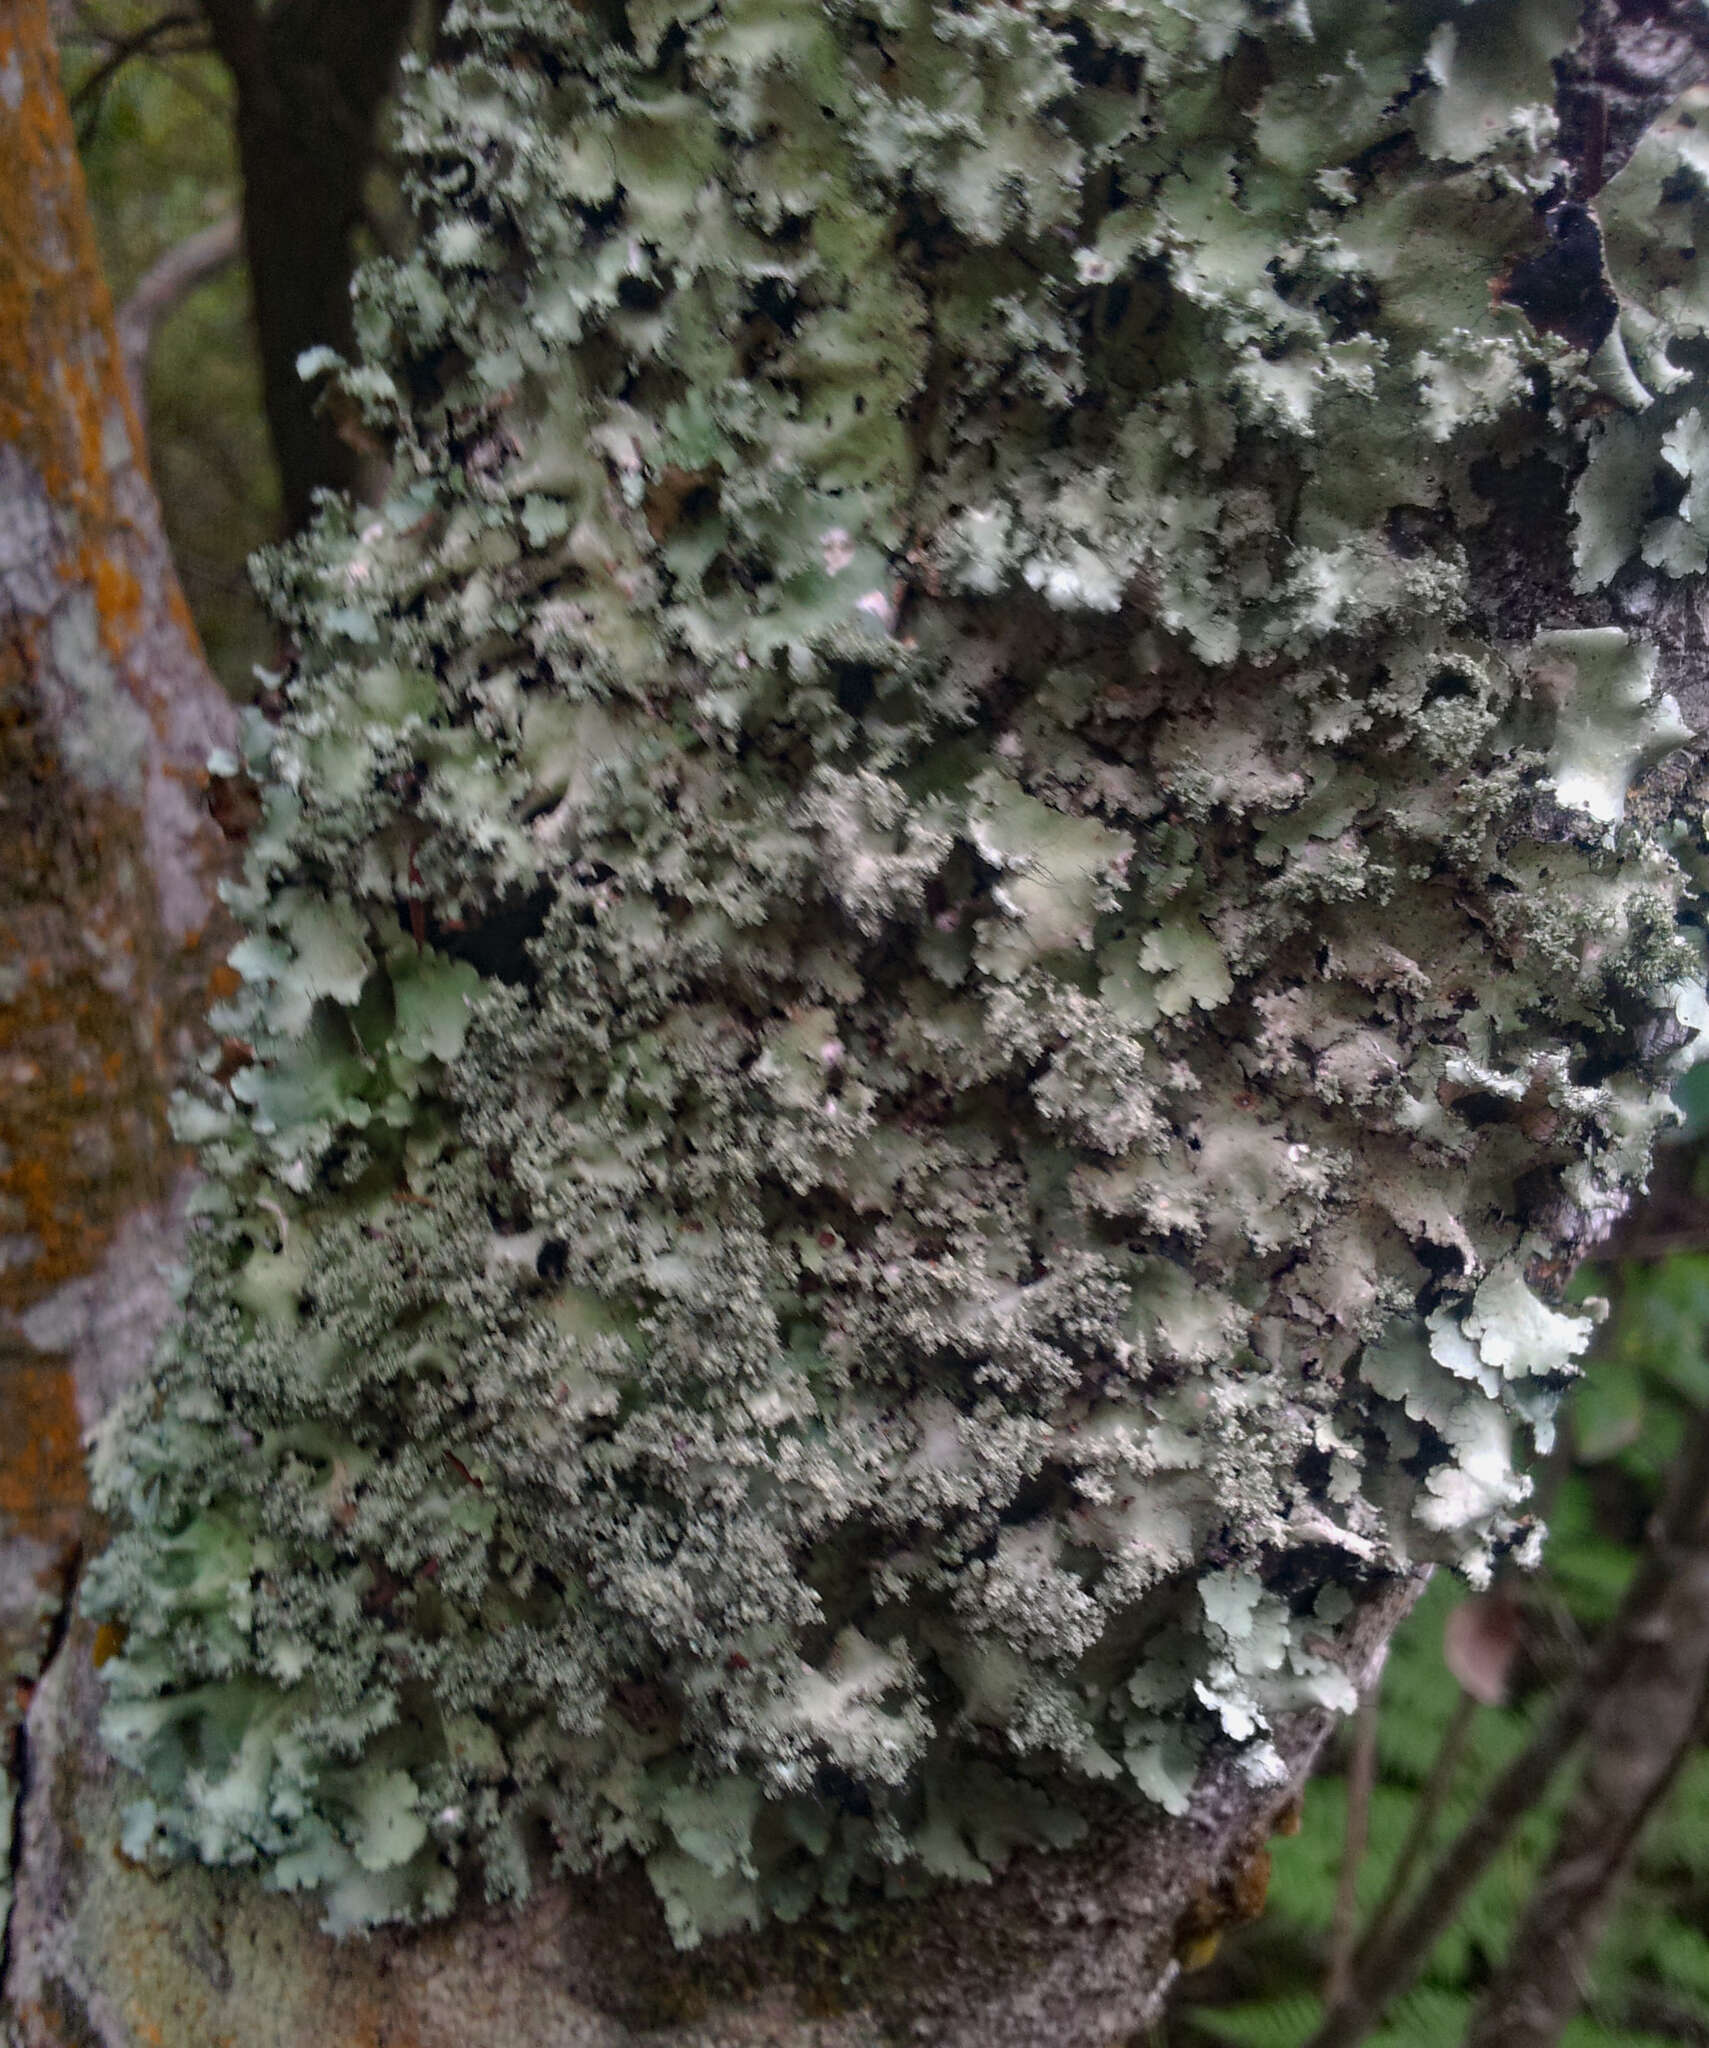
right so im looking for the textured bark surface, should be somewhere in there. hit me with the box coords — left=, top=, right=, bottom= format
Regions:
left=2, top=1579, right=1417, bottom=2048
left=0, top=0, right=235, bottom=1999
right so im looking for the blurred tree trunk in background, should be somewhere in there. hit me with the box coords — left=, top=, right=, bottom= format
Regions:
left=196, top=0, right=437, bottom=530
left=0, top=0, right=234, bottom=1957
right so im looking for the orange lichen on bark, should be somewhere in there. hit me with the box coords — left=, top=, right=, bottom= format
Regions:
left=0, top=33, right=240, bottom=1894
left=92, top=552, right=144, bottom=654
left=0, top=7, right=231, bottom=1567
left=0, top=3, right=145, bottom=522
left=0, top=638, right=174, bottom=1320
left=0, top=619, right=171, bottom=1558
left=0, top=1360, right=85, bottom=1536
left=207, top=960, right=244, bottom=1003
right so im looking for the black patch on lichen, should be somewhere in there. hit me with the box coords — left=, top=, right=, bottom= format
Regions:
left=1499, top=202, right=1620, bottom=353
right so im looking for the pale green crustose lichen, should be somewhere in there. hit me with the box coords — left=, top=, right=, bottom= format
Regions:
left=86, top=0, right=1709, bottom=1946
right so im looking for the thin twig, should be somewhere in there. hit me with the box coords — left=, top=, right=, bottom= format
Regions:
left=115, top=208, right=242, bottom=428
left=1350, top=1422, right=1579, bottom=1973
left=1352, top=1687, right=1476, bottom=1971
left=69, top=8, right=207, bottom=141
left=1461, top=1437, right=1709, bottom=2047
left=1325, top=1680, right=1382, bottom=2008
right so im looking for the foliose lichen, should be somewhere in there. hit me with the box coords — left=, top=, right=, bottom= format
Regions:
left=86, top=0, right=1709, bottom=1946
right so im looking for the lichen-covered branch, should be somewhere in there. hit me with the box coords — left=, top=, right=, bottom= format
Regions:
left=55, top=0, right=1709, bottom=2019
left=3, top=1581, right=1412, bottom=2048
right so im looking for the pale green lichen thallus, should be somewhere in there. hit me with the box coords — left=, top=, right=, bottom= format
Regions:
left=85, top=0, right=1709, bottom=1946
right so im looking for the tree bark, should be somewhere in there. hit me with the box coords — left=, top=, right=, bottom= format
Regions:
left=197, top=0, right=427, bottom=531
left=8, top=2, right=1709, bottom=2044
left=0, top=21, right=1432, bottom=2048
left=0, top=0, right=234, bottom=1984
left=3, top=1578, right=1419, bottom=2048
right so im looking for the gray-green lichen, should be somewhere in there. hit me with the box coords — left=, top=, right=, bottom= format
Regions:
left=85, top=0, right=1709, bottom=1948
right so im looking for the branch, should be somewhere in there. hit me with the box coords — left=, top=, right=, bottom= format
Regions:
left=1351, top=1689, right=1475, bottom=1971
left=1301, top=1399, right=1709, bottom=2048
left=1324, top=1681, right=1382, bottom=2009
left=68, top=9, right=207, bottom=141
left=115, top=210, right=241, bottom=424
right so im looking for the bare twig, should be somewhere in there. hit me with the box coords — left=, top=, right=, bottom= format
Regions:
left=115, top=208, right=242, bottom=428
left=1325, top=1680, right=1382, bottom=2009
left=1301, top=1398, right=1709, bottom=2048
left=1349, top=1427, right=1578, bottom=1976
left=68, top=9, right=207, bottom=141
left=1352, top=1687, right=1477, bottom=1973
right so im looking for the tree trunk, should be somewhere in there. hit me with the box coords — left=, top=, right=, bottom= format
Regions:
left=0, top=20, right=1417, bottom=2046
left=0, top=0, right=235, bottom=1988
left=197, top=0, right=430, bottom=531
left=9, top=2, right=1709, bottom=2046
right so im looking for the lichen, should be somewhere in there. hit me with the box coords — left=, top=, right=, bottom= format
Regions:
left=86, top=0, right=1709, bottom=1947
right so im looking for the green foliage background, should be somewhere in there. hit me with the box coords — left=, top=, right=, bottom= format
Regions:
left=1169, top=1221, right=1709, bottom=2047
left=52, top=9, right=1709, bottom=2034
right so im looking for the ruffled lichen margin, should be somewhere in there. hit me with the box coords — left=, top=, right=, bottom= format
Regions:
left=84, top=0, right=1709, bottom=1948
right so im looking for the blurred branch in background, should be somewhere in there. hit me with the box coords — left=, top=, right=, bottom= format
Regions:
left=65, top=7, right=208, bottom=143
left=1462, top=1441, right=1709, bottom=2047
left=1303, top=1399, right=1709, bottom=2048
left=53, top=0, right=444, bottom=690
left=1325, top=1683, right=1382, bottom=2013
left=116, top=208, right=240, bottom=431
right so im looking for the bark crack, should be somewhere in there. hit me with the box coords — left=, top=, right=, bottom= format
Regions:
left=1, top=1538, right=80, bottom=1999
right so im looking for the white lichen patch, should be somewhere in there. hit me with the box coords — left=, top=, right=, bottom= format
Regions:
left=86, top=0, right=1709, bottom=1949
